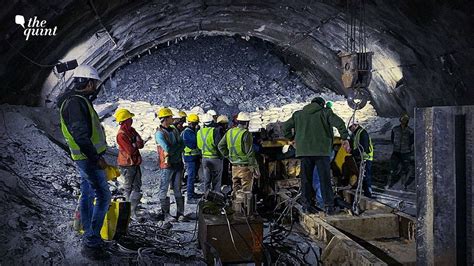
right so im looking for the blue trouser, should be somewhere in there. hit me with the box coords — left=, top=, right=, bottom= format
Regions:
left=76, top=160, right=111, bottom=248
left=185, top=159, right=199, bottom=198
left=312, top=167, right=324, bottom=208
left=159, top=165, right=183, bottom=200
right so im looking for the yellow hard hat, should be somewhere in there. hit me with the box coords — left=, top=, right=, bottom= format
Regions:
left=105, top=165, right=120, bottom=181
left=217, top=115, right=229, bottom=124
left=114, top=108, right=135, bottom=123
left=178, top=111, right=187, bottom=118
left=187, top=113, right=200, bottom=123
left=157, top=107, right=173, bottom=118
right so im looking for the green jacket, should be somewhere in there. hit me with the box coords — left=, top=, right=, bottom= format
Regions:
left=283, top=102, right=349, bottom=157
left=218, top=125, right=256, bottom=166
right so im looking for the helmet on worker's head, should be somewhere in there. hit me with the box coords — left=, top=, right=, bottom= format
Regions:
left=311, top=97, right=325, bottom=107
left=187, top=113, right=200, bottom=123
left=157, top=107, right=173, bottom=119
left=114, top=108, right=135, bottom=123
left=178, top=110, right=187, bottom=118
left=325, top=101, right=334, bottom=109
left=207, top=109, right=217, bottom=117
left=400, top=113, right=410, bottom=123
left=217, top=115, right=229, bottom=124
left=72, top=65, right=101, bottom=81
left=236, top=112, right=251, bottom=122
left=201, top=114, right=214, bottom=124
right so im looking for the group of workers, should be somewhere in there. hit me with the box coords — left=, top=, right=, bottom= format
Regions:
left=59, top=64, right=260, bottom=260
left=59, top=65, right=414, bottom=260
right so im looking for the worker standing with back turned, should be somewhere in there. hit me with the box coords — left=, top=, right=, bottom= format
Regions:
left=283, top=97, right=350, bottom=215
left=114, top=108, right=144, bottom=217
left=197, top=114, right=224, bottom=193
left=60, top=65, right=111, bottom=260
left=218, top=112, right=258, bottom=194
left=182, top=113, right=202, bottom=204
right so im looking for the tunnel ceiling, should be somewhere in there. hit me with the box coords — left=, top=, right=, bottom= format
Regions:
left=1, top=0, right=473, bottom=116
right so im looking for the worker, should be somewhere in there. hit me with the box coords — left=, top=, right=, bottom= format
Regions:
left=59, top=65, right=111, bottom=260
left=389, top=114, right=414, bottom=189
left=207, top=109, right=218, bottom=124
left=114, top=108, right=144, bottom=217
left=349, top=120, right=374, bottom=198
left=182, top=113, right=202, bottom=204
left=312, top=168, right=324, bottom=210
left=218, top=112, right=259, bottom=194
left=283, top=97, right=350, bottom=215
left=197, top=114, right=224, bottom=193
left=217, top=115, right=229, bottom=131
left=173, top=110, right=187, bottom=133
left=155, top=107, right=186, bottom=221
left=216, top=115, right=231, bottom=186
left=325, top=101, right=334, bottom=109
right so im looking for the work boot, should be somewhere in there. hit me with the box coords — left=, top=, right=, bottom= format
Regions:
left=157, top=197, right=171, bottom=221
left=81, top=245, right=111, bottom=261
left=129, top=191, right=143, bottom=217
left=175, top=196, right=188, bottom=222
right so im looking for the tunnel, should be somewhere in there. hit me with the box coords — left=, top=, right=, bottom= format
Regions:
left=1, top=0, right=472, bottom=115
left=1, top=0, right=474, bottom=264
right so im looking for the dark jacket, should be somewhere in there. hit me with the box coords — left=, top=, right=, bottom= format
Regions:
left=283, top=102, right=349, bottom=157
left=391, top=125, right=414, bottom=154
left=60, top=94, right=103, bottom=162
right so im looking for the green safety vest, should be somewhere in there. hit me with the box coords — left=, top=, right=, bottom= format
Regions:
left=182, top=128, right=200, bottom=156
left=226, top=127, right=250, bottom=164
left=59, top=95, right=107, bottom=161
left=197, top=127, right=219, bottom=159
left=353, top=128, right=374, bottom=161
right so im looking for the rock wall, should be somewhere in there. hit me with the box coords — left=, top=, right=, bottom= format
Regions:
left=1, top=0, right=473, bottom=116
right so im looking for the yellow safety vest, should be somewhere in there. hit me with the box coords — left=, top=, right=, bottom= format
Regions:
left=353, top=128, right=373, bottom=161
left=197, top=127, right=219, bottom=159
left=226, top=127, right=250, bottom=164
left=60, top=95, right=107, bottom=160
left=182, top=128, right=200, bottom=156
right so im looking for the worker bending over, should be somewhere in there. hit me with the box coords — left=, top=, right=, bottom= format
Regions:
left=114, top=108, right=144, bottom=217
left=60, top=65, right=111, bottom=260
left=283, top=97, right=350, bottom=215
left=349, top=120, right=374, bottom=198
left=155, top=108, right=186, bottom=221
left=218, top=112, right=259, bottom=194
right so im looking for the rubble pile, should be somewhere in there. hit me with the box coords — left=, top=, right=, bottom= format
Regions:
left=97, top=36, right=318, bottom=114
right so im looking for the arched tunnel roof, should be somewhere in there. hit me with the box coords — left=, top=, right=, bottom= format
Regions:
left=1, top=0, right=473, bottom=116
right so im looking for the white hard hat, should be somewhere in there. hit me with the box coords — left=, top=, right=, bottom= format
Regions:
left=201, top=114, right=214, bottom=124
left=236, top=112, right=251, bottom=122
left=73, top=65, right=101, bottom=81
left=217, top=115, right=229, bottom=124
left=207, top=109, right=217, bottom=116
left=348, top=118, right=360, bottom=126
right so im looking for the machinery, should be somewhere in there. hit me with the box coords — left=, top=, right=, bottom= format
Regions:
left=198, top=187, right=263, bottom=264
left=73, top=196, right=131, bottom=241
